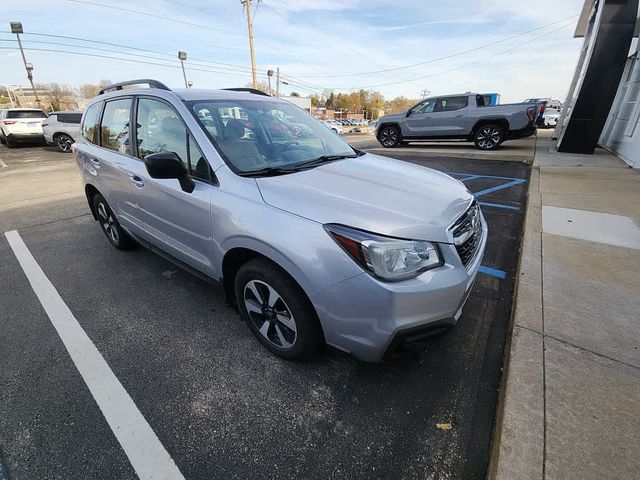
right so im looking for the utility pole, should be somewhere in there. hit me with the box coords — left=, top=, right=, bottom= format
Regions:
left=178, top=51, right=189, bottom=88
left=10, top=22, right=40, bottom=107
left=276, top=67, right=280, bottom=97
left=421, top=89, right=430, bottom=99
left=241, top=0, right=258, bottom=89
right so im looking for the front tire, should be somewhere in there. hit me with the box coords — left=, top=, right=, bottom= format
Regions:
left=474, top=124, right=504, bottom=150
left=378, top=125, right=402, bottom=148
left=92, top=193, right=135, bottom=250
left=235, top=258, right=323, bottom=360
left=55, top=133, right=74, bottom=153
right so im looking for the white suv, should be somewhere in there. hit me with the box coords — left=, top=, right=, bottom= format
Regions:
left=43, top=111, right=83, bottom=152
left=0, top=108, right=47, bottom=147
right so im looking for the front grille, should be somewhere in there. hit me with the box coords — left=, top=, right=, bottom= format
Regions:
left=450, top=201, right=482, bottom=269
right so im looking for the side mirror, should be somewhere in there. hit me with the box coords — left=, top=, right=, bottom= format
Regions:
left=144, top=152, right=194, bottom=193
left=405, top=109, right=412, bottom=117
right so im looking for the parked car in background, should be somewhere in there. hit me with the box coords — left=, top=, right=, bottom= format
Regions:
left=376, top=93, right=538, bottom=150
left=322, top=120, right=343, bottom=134
left=74, top=79, right=487, bottom=362
left=0, top=108, right=47, bottom=147
left=541, top=107, right=561, bottom=128
left=43, top=110, right=83, bottom=152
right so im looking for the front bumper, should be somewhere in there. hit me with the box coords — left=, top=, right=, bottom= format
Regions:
left=309, top=216, right=488, bottom=362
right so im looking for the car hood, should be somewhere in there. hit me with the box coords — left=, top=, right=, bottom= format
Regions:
left=377, top=112, right=405, bottom=124
left=256, top=153, right=472, bottom=243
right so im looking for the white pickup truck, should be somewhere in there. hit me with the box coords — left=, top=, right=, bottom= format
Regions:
left=375, top=93, right=538, bottom=150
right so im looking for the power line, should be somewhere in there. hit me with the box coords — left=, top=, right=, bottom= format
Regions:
left=344, top=20, right=577, bottom=90
left=266, top=0, right=421, bottom=89
left=0, top=46, right=272, bottom=79
left=66, top=0, right=247, bottom=37
left=292, top=14, right=580, bottom=78
left=2, top=31, right=329, bottom=91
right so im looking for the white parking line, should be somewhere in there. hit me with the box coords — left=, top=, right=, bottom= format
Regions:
left=4, top=230, right=185, bottom=480
left=0, top=158, right=7, bottom=168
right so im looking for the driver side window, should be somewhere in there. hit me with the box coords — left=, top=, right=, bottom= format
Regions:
left=412, top=100, right=436, bottom=115
left=136, top=98, right=212, bottom=182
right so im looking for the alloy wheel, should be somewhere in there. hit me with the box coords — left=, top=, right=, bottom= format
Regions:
left=379, top=127, right=399, bottom=147
left=56, top=135, right=73, bottom=153
left=96, top=201, right=120, bottom=244
left=244, top=280, right=297, bottom=349
left=476, top=127, right=501, bottom=149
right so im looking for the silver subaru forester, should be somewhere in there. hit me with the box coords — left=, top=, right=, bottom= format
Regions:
left=73, top=79, right=487, bottom=362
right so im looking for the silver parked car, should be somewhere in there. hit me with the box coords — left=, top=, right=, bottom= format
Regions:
left=74, top=80, right=487, bottom=362
left=43, top=110, right=83, bottom=152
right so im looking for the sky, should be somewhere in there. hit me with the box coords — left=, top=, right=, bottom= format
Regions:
left=1, top=0, right=585, bottom=103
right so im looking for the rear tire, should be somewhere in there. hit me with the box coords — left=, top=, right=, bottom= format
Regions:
left=55, top=133, right=74, bottom=153
left=91, top=193, right=136, bottom=250
left=474, top=124, right=504, bottom=150
left=0, top=131, right=6, bottom=144
left=234, top=258, right=323, bottom=360
left=5, top=137, right=16, bottom=148
left=378, top=125, right=402, bottom=148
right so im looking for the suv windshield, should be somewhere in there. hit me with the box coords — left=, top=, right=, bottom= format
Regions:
left=7, top=110, right=47, bottom=119
left=188, top=98, right=357, bottom=175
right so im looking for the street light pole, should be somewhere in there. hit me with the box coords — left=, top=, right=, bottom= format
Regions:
left=178, top=51, right=189, bottom=88
left=276, top=67, right=280, bottom=97
left=10, top=22, right=40, bottom=107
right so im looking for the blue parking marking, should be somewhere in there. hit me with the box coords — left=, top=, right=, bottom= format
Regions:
left=472, top=178, right=527, bottom=198
left=479, top=266, right=507, bottom=279
left=443, top=172, right=527, bottom=211
left=478, top=201, right=520, bottom=211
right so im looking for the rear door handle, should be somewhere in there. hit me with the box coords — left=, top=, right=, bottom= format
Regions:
left=130, top=174, right=144, bottom=188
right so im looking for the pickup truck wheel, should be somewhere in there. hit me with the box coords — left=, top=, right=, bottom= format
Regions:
left=378, top=126, right=401, bottom=148
left=474, top=124, right=503, bottom=150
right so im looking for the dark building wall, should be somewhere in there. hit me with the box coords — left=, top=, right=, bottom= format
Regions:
left=558, top=0, right=639, bottom=154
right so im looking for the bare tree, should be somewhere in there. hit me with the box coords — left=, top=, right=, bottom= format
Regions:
left=36, top=82, right=76, bottom=111
left=78, top=79, right=112, bottom=100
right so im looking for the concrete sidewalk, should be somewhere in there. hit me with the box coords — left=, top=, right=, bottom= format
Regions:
left=491, top=130, right=640, bottom=479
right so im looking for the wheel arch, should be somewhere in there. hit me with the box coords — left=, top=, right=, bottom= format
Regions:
left=376, top=122, right=401, bottom=137
left=221, top=244, right=313, bottom=308
left=84, top=184, right=101, bottom=220
left=470, top=118, right=509, bottom=139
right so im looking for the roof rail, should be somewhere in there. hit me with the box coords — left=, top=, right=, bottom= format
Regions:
left=98, top=79, right=170, bottom=95
left=222, top=87, right=270, bottom=97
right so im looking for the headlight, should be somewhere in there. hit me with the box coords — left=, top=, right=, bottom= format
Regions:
left=325, top=224, right=443, bottom=281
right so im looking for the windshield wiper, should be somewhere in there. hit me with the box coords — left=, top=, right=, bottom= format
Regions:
left=238, top=154, right=358, bottom=178
left=237, top=166, right=300, bottom=177
left=291, top=154, right=358, bottom=169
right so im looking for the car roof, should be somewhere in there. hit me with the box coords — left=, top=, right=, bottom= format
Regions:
left=50, top=110, right=83, bottom=114
left=4, top=107, right=46, bottom=111
left=93, top=87, right=278, bottom=103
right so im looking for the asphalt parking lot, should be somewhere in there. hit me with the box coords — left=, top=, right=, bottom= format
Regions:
left=0, top=142, right=531, bottom=480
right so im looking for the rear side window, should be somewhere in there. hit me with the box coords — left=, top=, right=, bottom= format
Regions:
left=48, top=114, right=58, bottom=122
left=59, top=113, right=82, bottom=124
left=435, top=96, right=469, bottom=112
left=7, top=110, right=47, bottom=119
left=81, top=102, right=103, bottom=144
left=101, top=99, right=131, bottom=154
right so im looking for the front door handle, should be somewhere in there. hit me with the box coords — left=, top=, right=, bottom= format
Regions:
left=88, top=157, right=100, bottom=166
left=455, top=114, right=464, bottom=117
left=130, top=174, right=144, bottom=188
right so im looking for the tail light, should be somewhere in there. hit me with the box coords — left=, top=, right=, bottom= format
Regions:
left=526, top=106, right=536, bottom=122
left=3, top=120, right=17, bottom=125
left=540, top=103, right=546, bottom=114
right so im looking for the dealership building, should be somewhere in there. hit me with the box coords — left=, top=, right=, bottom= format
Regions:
left=555, top=0, right=640, bottom=168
